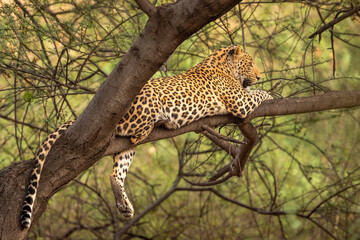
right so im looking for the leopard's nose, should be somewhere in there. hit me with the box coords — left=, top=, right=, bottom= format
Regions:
left=256, top=76, right=261, bottom=81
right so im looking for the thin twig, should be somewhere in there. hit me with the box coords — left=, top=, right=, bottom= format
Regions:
left=208, top=164, right=231, bottom=182
left=306, top=183, right=360, bottom=218
left=309, top=6, right=360, bottom=39
left=183, top=173, right=233, bottom=186
left=114, top=176, right=181, bottom=238
left=174, top=187, right=338, bottom=240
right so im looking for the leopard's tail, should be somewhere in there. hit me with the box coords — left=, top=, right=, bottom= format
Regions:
left=20, top=120, right=75, bottom=228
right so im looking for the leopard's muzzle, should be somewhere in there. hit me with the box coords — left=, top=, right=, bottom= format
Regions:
left=243, top=78, right=252, bottom=88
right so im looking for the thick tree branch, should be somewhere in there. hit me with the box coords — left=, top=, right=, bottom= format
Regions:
left=104, top=90, right=360, bottom=156
left=249, top=90, right=360, bottom=119
left=106, top=90, right=360, bottom=183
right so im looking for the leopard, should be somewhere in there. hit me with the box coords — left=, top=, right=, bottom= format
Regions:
left=20, top=45, right=273, bottom=228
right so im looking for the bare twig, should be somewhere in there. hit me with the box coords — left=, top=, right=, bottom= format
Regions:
left=269, top=80, right=282, bottom=92
left=114, top=176, right=181, bottom=238
left=174, top=187, right=338, bottom=239
left=14, top=0, right=52, bottom=68
left=236, top=4, right=246, bottom=51
left=306, top=183, right=360, bottom=218
left=309, top=6, right=360, bottom=39
left=183, top=172, right=233, bottom=186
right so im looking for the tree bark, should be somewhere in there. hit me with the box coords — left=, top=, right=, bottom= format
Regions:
left=0, top=0, right=242, bottom=239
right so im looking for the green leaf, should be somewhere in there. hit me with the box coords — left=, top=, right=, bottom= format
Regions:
left=23, top=91, right=34, bottom=102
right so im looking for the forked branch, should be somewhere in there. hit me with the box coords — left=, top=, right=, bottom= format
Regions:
left=134, top=0, right=157, bottom=17
left=207, top=121, right=259, bottom=182
left=309, top=6, right=360, bottom=39
left=182, top=121, right=259, bottom=186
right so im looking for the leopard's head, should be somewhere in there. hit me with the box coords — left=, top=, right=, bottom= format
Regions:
left=227, top=45, right=261, bottom=89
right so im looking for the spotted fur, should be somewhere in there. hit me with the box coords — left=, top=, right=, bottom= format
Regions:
left=20, top=120, right=75, bottom=228
left=20, top=45, right=272, bottom=228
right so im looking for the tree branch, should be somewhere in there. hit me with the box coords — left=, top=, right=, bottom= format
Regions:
left=232, top=122, right=258, bottom=176
left=134, top=0, right=157, bottom=17
left=206, top=122, right=259, bottom=182
left=202, top=125, right=246, bottom=145
left=309, top=6, right=360, bottom=39
left=0, top=114, right=46, bottom=133
left=106, top=90, right=360, bottom=183
left=104, top=90, right=360, bottom=156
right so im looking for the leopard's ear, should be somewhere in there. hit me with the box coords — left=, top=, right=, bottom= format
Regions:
left=234, top=45, right=245, bottom=55
left=229, top=45, right=244, bottom=57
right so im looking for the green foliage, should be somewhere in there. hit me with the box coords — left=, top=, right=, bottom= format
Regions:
left=23, top=91, right=34, bottom=102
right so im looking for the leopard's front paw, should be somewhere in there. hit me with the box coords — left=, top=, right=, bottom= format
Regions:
left=265, top=93, right=273, bottom=100
left=252, top=89, right=273, bottom=101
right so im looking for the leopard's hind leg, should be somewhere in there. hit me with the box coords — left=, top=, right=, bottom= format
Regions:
left=110, top=148, right=135, bottom=218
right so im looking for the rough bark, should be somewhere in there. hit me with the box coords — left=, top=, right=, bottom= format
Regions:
left=0, top=0, right=242, bottom=239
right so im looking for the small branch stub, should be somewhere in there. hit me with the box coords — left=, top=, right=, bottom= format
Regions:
left=134, top=0, right=157, bottom=17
